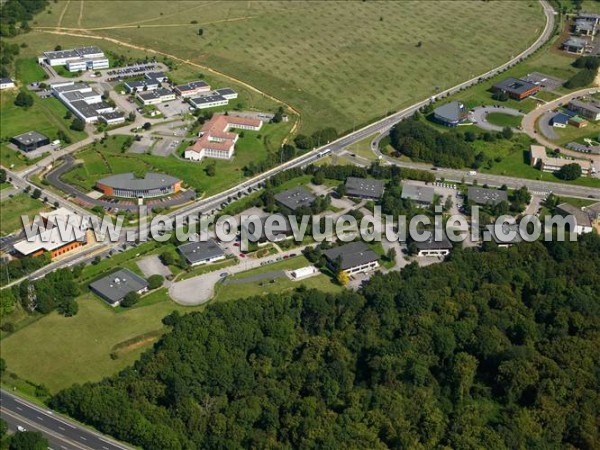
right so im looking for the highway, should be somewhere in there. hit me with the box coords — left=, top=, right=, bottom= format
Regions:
left=0, top=390, right=131, bottom=450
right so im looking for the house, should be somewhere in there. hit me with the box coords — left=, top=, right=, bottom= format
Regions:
left=530, top=145, right=593, bottom=175
left=467, top=187, right=508, bottom=206
left=414, top=234, right=453, bottom=257
left=0, top=78, right=16, bottom=90
left=174, top=80, right=211, bottom=97
left=323, top=241, right=380, bottom=275
left=184, top=115, right=262, bottom=161
left=38, top=46, right=109, bottom=72
left=10, top=131, right=50, bottom=152
left=124, top=79, right=159, bottom=93
left=556, top=203, right=593, bottom=234
left=89, top=268, right=148, bottom=306
left=273, top=186, right=316, bottom=212
left=177, top=239, right=225, bottom=266
left=344, top=177, right=385, bottom=200
left=485, top=223, right=522, bottom=248
left=562, top=36, right=588, bottom=54
left=401, top=183, right=435, bottom=206
left=492, top=77, right=540, bottom=100
left=433, top=101, right=468, bottom=126
left=136, top=88, right=176, bottom=106
left=567, top=98, right=600, bottom=121
left=551, top=113, right=569, bottom=128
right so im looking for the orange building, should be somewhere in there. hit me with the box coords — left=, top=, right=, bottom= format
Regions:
left=96, top=172, right=181, bottom=198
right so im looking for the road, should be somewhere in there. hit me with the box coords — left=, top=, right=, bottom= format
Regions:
left=470, top=106, right=524, bottom=133
left=0, top=389, right=131, bottom=450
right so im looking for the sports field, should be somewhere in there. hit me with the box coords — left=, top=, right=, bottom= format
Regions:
left=31, top=1, right=545, bottom=134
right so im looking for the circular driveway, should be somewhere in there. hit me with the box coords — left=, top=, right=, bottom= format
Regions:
left=470, top=106, right=524, bottom=132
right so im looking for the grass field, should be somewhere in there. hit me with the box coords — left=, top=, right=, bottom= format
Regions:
left=28, top=1, right=545, bottom=134
left=15, top=58, right=48, bottom=84
left=485, top=112, right=523, bottom=129
left=0, top=194, right=48, bottom=236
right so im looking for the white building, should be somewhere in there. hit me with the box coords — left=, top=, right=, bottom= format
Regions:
left=39, top=46, right=109, bottom=72
left=136, top=88, right=176, bottom=106
left=0, top=78, right=16, bottom=90
left=52, top=81, right=124, bottom=124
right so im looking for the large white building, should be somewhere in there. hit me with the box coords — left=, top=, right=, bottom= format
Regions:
left=136, top=88, right=176, bottom=106
left=530, top=145, right=594, bottom=176
left=189, top=88, right=239, bottom=110
left=52, top=81, right=124, bottom=125
left=39, top=46, right=109, bottom=72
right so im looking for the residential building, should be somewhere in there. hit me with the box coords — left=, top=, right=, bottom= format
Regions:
left=174, top=80, right=211, bottom=97
left=323, top=241, right=380, bottom=275
left=492, top=77, right=541, bottom=100
left=567, top=98, right=600, bottom=121
left=38, top=46, right=109, bottom=72
left=0, top=78, right=16, bottom=90
left=401, top=183, right=435, bottom=206
left=414, top=235, right=453, bottom=257
left=89, top=268, right=148, bottom=306
left=344, top=177, right=385, bottom=200
left=96, top=172, right=182, bottom=198
left=184, top=114, right=262, bottom=161
left=177, top=239, right=225, bottom=266
left=485, top=223, right=523, bottom=248
left=562, top=36, right=588, bottom=54
left=551, top=113, right=569, bottom=128
left=136, top=88, right=176, bottom=105
left=530, top=145, right=593, bottom=175
left=433, top=101, right=468, bottom=126
left=556, top=203, right=593, bottom=234
left=10, top=131, right=50, bottom=152
left=467, top=187, right=508, bottom=206
left=273, top=186, right=316, bottom=212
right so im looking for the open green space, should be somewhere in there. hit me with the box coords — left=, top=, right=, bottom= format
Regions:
left=0, top=194, right=48, bottom=236
left=15, top=58, right=48, bottom=84
left=550, top=122, right=600, bottom=146
left=485, top=112, right=523, bottom=128
left=343, top=133, right=379, bottom=161
left=30, top=1, right=544, bottom=134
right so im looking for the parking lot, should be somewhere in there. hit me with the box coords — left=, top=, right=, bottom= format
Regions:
left=522, top=72, right=565, bottom=92
left=152, top=138, right=180, bottom=157
left=155, top=100, right=191, bottom=118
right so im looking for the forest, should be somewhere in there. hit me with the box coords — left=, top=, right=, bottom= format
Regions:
left=50, top=235, right=600, bottom=449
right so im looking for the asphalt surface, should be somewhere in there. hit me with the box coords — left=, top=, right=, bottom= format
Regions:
left=0, top=389, right=131, bottom=450
left=470, top=106, right=524, bottom=132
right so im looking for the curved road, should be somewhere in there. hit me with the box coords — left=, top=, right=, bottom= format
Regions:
left=470, top=106, right=524, bottom=132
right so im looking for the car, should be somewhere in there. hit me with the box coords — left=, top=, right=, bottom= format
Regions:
left=219, top=272, right=229, bottom=277
left=233, top=242, right=240, bottom=247
left=17, top=426, right=26, bottom=432
left=239, top=253, right=246, bottom=258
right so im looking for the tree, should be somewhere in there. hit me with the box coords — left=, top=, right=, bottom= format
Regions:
left=386, top=247, right=396, bottom=262
left=198, top=28, right=204, bottom=36
left=501, top=126, right=513, bottom=139
left=204, top=163, right=216, bottom=177
left=31, top=188, right=41, bottom=199
left=556, top=163, right=582, bottom=180
left=54, top=45, right=62, bottom=51
left=0, top=168, right=6, bottom=184
left=14, top=91, right=33, bottom=108
left=57, top=298, right=78, bottom=316
left=70, top=118, right=85, bottom=132
left=9, top=431, right=48, bottom=450
left=121, top=291, right=140, bottom=308
left=147, top=275, right=164, bottom=290
left=0, top=418, right=7, bottom=439
left=142, top=122, right=152, bottom=130
left=127, top=111, right=136, bottom=122
left=336, top=270, right=349, bottom=286
left=64, top=110, right=72, bottom=120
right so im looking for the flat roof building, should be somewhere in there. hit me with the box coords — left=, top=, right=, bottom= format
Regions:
left=568, top=98, right=600, bottom=121
left=274, top=186, right=316, bottom=212
left=562, top=36, right=589, bottom=54
left=530, top=145, right=593, bottom=176
left=556, top=203, right=594, bottom=235
left=401, top=183, right=435, bottom=206
left=485, top=223, right=523, bottom=247
left=96, top=172, right=182, bottom=198
left=415, top=234, right=453, bottom=257
left=52, top=81, right=124, bottom=124
left=89, top=268, right=148, bottom=306
left=0, top=78, right=16, bottom=90
left=433, top=101, right=468, bottom=126
left=39, top=46, right=108, bottom=72
left=323, top=241, right=380, bottom=275
left=344, top=177, right=385, bottom=199
left=492, top=77, right=541, bottom=100
left=10, top=131, right=50, bottom=152
left=467, top=187, right=508, bottom=206
left=177, top=239, right=225, bottom=266
left=174, top=80, right=211, bottom=97
left=136, top=88, right=176, bottom=106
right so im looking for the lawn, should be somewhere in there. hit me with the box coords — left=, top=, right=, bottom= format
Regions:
left=0, top=194, right=48, bottom=236
left=550, top=123, right=600, bottom=146
left=485, top=112, right=523, bottom=129
left=15, top=58, right=48, bottom=84
left=343, top=133, right=379, bottom=161
left=29, top=0, right=544, bottom=134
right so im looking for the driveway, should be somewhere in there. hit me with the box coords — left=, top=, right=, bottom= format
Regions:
left=538, top=111, right=559, bottom=140
left=470, top=106, right=524, bottom=132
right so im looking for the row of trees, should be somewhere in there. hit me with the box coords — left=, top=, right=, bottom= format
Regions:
left=564, top=56, right=600, bottom=89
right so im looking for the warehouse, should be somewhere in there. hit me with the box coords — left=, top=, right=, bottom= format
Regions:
left=10, top=131, right=50, bottom=152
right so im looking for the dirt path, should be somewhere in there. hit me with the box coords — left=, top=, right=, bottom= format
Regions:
left=77, top=0, right=84, bottom=28
left=33, top=27, right=301, bottom=142
left=57, top=0, right=71, bottom=29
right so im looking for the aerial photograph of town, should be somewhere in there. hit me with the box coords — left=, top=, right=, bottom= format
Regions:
left=0, top=0, right=599, bottom=449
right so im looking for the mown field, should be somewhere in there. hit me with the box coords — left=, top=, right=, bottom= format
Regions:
left=31, top=0, right=545, bottom=134
left=0, top=194, right=48, bottom=236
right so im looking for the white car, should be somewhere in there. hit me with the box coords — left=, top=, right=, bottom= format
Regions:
left=17, top=425, right=26, bottom=432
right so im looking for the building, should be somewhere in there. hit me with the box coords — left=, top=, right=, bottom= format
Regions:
left=492, top=77, right=541, bottom=100
left=567, top=98, right=600, bottom=121
left=10, top=131, right=50, bottom=152
left=584, top=202, right=600, bottom=221
left=530, top=145, right=593, bottom=176
left=467, top=187, right=508, bottom=206
left=136, top=88, right=176, bottom=106
left=485, top=223, right=523, bottom=248
left=323, top=241, right=380, bottom=275
left=344, top=177, right=385, bottom=200
left=241, top=214, right=294, bottom=243
left=414, top=234, right=453, bottom=257
left=569, top=116, right=588, bottom=128
left=51, top=81, right=124, bottom=124
left=273, top=186, right=316, bottom=212
left=188, top=88, right=239, bottom=110
left=433, top=101, right=468, bottom=126
left=89, top=268, right=148, bottom=306
left=38, top=46, right=109, bottom=72
left=562, top=36, right=588, bottom=54
left=184, top=114, right=262, bottom=161
left=551, top=113, right=569, bottom=128
left=96, top=172, right=182, bottom=198
left=401, top=183, right=435, bottom=206
left=145, top=72, right=168, bottom=83
left=124, top=79, right=159, bottom=93
left=13, top=208, right=87, bottom=259
left=289, top=266, right=318, bottom=280
left=556, top=203, right=593, bottom=235
left=174, top=80, right=211, bottom=97
left=177, top=239, right=225, bottom=266
left=0, top=78, right=16, bottom=90
left=574, top=18, right=597, bottom=36
left=577, top=12, right=600, bottom=25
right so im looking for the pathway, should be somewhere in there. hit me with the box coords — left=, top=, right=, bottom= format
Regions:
left=469, top=106, right=524, bottom=132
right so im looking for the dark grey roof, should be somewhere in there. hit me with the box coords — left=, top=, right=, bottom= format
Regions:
left=176, top=80, right=209, bottom=91
left=1, top=78, right=14, bottom=84
left=137, top=88, right=173, bottom=100
left=323, top=241, right=379, bottom=270
left=70, top=100, right=101, bottom=118
left=556, top=203, right=592, bottom=228
left=563, top=36, right=588, bottom=49
left=89, top=268, right=148, bottom=304
left=241, top=214, right=294, bottom=241
left=44, top=46, right=102, bottom=60
left=101, top=111, right=125, bottom=120
left=178, top=239, right=224, bottom=265
left=190, top=92, right=227, bottom=105
left=345, top=177, right=385, bottom=198
left=467, top=187, right=508, bottom=206
left=486, top=223, right=523, bottom=244
left=415, top=234, right=453, bottom=251
left=433, top=101, right=466, bottom=123
left=493, top=77, right=538, bottom=95
left=274, top=186, right=316, bottom=211
left=52, top=82, right=90, bottom=93
left=569, top=98, right=600, bottom=114
left=401, top=184, right=435, bottom=204
left=12, top=131, right=48, bottom=145
left=98, top=172, right=180, bottom=191
left=145, top=71, right=166, bottom=80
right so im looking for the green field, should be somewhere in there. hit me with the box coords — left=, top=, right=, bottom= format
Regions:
left=15, top=58, right=48, bottom=84
left=0, top=194, right=48, bottom=236
left=29, top=1, right=545, bottom=134
left=61, top=123, right=292, bottom=196
left=485, top=112, right=523, bottom=129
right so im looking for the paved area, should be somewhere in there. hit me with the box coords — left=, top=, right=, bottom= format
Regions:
left=470, top=106, right=524, bottom=132
left=522, top=72, right=564, bottom=92
left=137, top=254, right=172, bottom=278
left=152, top=138, right=180, bottom=157
left=538, top=110, right=559, bottom=140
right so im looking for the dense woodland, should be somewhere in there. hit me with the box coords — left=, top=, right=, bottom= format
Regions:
left=50, top=235, right=600, bottom=449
